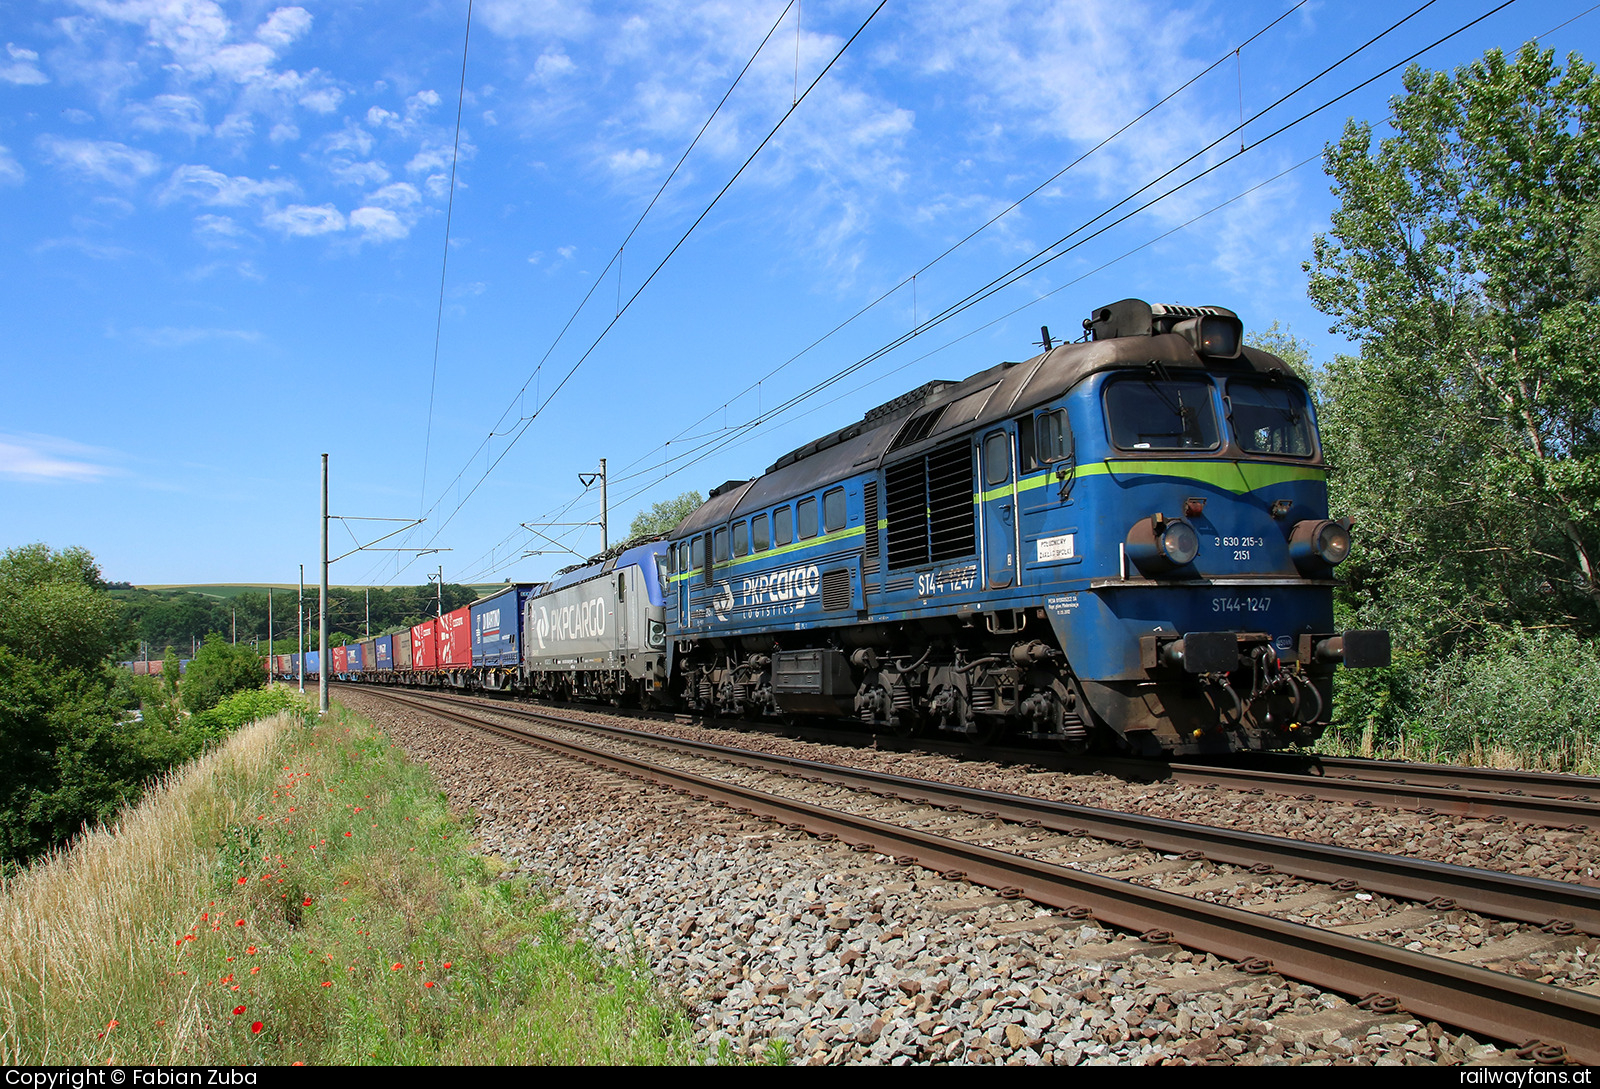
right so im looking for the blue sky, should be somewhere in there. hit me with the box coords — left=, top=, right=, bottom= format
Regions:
left=3, top=0, right=1597, bottom=587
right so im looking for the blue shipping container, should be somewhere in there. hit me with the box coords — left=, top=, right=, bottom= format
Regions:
left=347, top=643, right=363, bottom=673
left=305, top=650, right=320, bottom=675
left=376, top=634, right=393, bottom=669
left=472, top=585, right=537, bottom=668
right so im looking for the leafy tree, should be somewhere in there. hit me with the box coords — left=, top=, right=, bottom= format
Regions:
left=180, top=634, right=265, bottom=714
left=627, top=491, right=704, bottom=540
left=0, top=544, right=123, bottom=670
left=1306, top=44, right=1600, bottom=647
left=161, top=648, right=181, bottom=698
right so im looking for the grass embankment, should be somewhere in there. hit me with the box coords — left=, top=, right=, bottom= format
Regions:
left=0, top=703, right=695, bottom=1065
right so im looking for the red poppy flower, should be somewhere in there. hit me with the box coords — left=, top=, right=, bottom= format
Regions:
left=236, top=920, right=245, bottom=927
left=424, top=981, right=435, bottom=988
left=237, top=877, right=247, bottom=884
left=246, top=946, right=257, bottom=955
left=391, top=963, right=402, bottom=971
left=442, top=962, right=452, bottom=970
left=302, top=898, right=313, bottom=906
left=251, top=1022, right=263, bottom=1035
left=233, top=1006, right=246, bottom=1015
left=321, top=981, right=332, bottom=987
left=343, top=832, right=352, bottom=837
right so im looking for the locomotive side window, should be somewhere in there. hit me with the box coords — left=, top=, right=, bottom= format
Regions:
left=1227, top=380, right=1316, bottom=457
left=713, top=527, right=730, bottom=563
left=733, top=521, right=749, bottom=557
left=797, top=497, right=819, bottom=539
left=678, top=542, right=690, bottom=574
left=823, top=488, right=845, bottom=533
left=775, top=506, right=793, bottom=546
left=752, top=514, right=770, bottom=552
left=1037, top=409, right=1072, bottom=463
left=690, top=536, right=705, bottom=571
left=983, top=431, right=1010, bottom=486
left=1105, top=376, right=1219, bottom=451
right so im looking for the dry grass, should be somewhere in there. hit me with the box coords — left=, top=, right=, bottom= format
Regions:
left=0, top=704, right=698, bottom=1066
left=1317, top=722, right=1600, bottom=776
left=0, top=713, right=289, bottom=1064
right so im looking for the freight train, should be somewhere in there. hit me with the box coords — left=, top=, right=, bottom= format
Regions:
left=281, top=298, right=1388, bottom=757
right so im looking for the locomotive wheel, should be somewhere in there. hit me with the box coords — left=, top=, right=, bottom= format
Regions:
left=971, top=717, right=1007, bottom=747
left=885, top=709, right=924, bottom=740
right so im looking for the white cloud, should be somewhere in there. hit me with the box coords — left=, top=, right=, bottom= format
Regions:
left=1, top=42, right=48, bottom=84
left=0, top=145, right=23, bottom=186
left=480, top=0, right=593, bottom=39
left=0, top=432, right=119, bottom=482
left=192, top=212, right=250, bottom=247
left=269, top=122, right=299, bottom=142
left=321, top=122, right=375, bottom=157
left=125, top=325, right=262, bottom=348
left=255, top=6, right=312, bottom=50
left=214, top=112, right=253, bottom=140
left=125, top=93, right=209, bottom=136
left=349, top=205, right=407, bottom=241
left=298, top=86, right=341, bottom=113
left=367, top=181, right=420, bottom=209
left=606, top=147, right=660, bottom=175
left=160, top=164, right=298, bottom=207
left=61, top=107, right=95, bottom=124
left=328, top=159, right=390, bottom=187
left=531, top=51, right=574, bottom=83
left=37, top=135, right=160, bottom=186
left=262, top=202, right=344, bottom=235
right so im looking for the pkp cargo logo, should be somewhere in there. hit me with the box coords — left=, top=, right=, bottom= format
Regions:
left=533, top=597, right=608, bottom=650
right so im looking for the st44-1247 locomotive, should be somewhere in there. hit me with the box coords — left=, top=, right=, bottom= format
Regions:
left=661, top=298, right=1390, bottom=756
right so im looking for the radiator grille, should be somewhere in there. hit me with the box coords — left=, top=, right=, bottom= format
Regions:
left=884, top=442, right=976, bottom=568
left=862, top=479, right=880, bottom=576
left=885, top=459, right=929, bottom=569
left=821, top=568, right=853, bottom=611
left=928, top=442, right=977, bottom=562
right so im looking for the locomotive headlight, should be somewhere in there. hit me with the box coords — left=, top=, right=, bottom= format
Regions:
left=1161, top=519, right=1200, bottom=566
left=1126, top=515, right=1200, bottom=575
left=1172, top=314, right=1243, bottom=359
left=1289, top=518, right=1352, bottom=574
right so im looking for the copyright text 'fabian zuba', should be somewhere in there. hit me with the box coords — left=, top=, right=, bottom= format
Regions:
left=6, top=1072, right=262, bottom=1088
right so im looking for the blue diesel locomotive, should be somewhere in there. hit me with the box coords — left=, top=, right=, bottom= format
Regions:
left=660, top=299, right=1389, bottom=757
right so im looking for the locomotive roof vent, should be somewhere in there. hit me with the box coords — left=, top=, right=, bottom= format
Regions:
left=1085, top=298, right=1244, bottom=360
left=707, top=478, right=751, bottom=499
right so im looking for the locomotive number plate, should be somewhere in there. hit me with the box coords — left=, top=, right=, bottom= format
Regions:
left=1211, top=596, right=1272, bottom=614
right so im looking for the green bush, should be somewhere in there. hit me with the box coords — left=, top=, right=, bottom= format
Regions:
left=1426, top=629, right=1600, bottom=758
left=181, top=634, right=265, bottom=714
left=190, top=687, right=312, bottom=737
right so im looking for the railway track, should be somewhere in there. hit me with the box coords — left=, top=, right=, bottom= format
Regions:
left=355, top=684, right=1600, bottom=1063
left=343, top=680, right=1600, bottom=830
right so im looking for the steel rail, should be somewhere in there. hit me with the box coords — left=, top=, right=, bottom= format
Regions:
left=372, top=687, right=1600, bottom=936
left=1244, top=754, right=1600, bottom=801
left=1152, top=762, right=1600, bottom=831
left=370, top=688, right=1600, bottom=1063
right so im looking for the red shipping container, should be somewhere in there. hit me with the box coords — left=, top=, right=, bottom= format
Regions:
left=412, top=620, right=438, bottom=671
left=332, top=644, right=349, bottom=674
left=439, top=606, right=472, bottom=668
